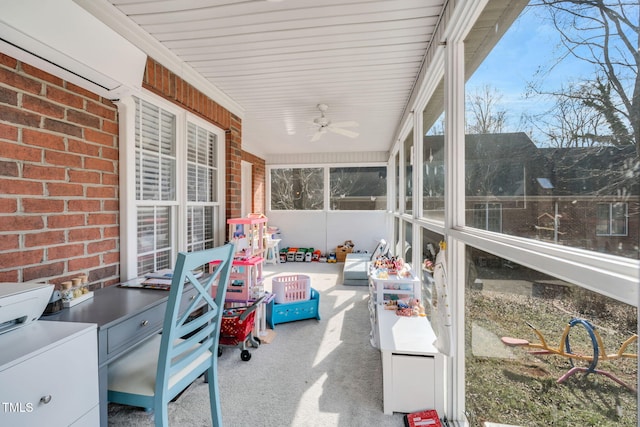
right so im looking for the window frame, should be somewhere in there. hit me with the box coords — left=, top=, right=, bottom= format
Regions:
left=267, top=163, right=388, bottom=212
left=118, top=91, right=226, bottom=280
left=387, top=1, right=639, bottom=421
left=596, top=202, right=629, bottom=237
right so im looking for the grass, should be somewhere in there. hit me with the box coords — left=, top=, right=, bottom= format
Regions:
left=464, top=267, right=637, bottom=427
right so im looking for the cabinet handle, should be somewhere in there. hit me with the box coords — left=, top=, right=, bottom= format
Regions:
left=40, top=395, right=52, bottom=404
left=141, top=320, right=149, bottom=327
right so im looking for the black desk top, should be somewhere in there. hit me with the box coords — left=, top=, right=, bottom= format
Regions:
left=44, top=280, right=172, bottom=330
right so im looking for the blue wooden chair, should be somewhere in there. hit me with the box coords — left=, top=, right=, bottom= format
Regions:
left=107, top=244, right=234, bottom=426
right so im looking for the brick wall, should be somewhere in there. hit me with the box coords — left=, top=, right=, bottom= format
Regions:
left=0, top=54, right=120, bottom=288
left=242, top=151, right=266, bottom=214
left=0, top=54, right=267, bottom=288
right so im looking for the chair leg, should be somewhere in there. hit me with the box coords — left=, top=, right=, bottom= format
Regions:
left=155, top=397, right=169, bottom=427
left=207, top=366, right=223, bottom=426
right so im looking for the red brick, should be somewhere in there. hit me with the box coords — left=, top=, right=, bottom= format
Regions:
left=21, top=63, right=64, bottom=86
left=67, top=199, right=101, bottom=212
left=0, top=68, right=42, bottom=94
left=0, top=53, right=18, bottom=68
left=0, top=123, right=18, bottom=141
left=85, top=157, right=115, bottom=173
left=0, top=160, right=19, bottom=177
left=23, top=198, right=65, bottom=213
left=69, top=170, right=101, bottom=184
left=85, top=128, right=115, bottom=146
left=0, top=249, right=43, bottom=268
left=65, top=82, right=99, bottom=101
left=0, top=178, right=43, bottom=195
left=67, top=109, right=100, bottom=128
left=47, top=182, right=83, bottom=197
left=25, top=230, right=65, bottom=247
left=102, top=119, right=118, bottom=135
left=88, top=213, right=117, bottom=225
left=22, top=129, right=65, bottom=150
left=23, top=164, right=66, bottom=181
left=86, top=100, right=116, bottom=121
left=0, top=199, right=17, bottom=213
left=68, top=138, right=100, bottom=157
left=68, top=254, right=100, bottom=271
left=103, top=199, right=119, bottom=212
left=88, top=239, right=116, bottom=254
left=0, top=104, right=41, bottom=128
left=46, top=86, right=83, bottom=109
left=0, top=234, right=19, bottom=251
left=48, top=243, right=85, bottom=260
left=87, top=186, right=116, bottom=199
left=103, top=251, right=120, bottom=265
left=103, top=173, right=119, bottom=186
left=45, top=150, right=82, bottom=168
left=22, top=95, right=65, bottom=119
left=48, top=214, right=85, bottom=228
left=0, top=86, right=18, bottom=106
left=103, top=225, right=119, bottom=238
left=0, top=140, right=41, bottom=162
left=0, top=271, right=18, bottom=282
left=43, top=118, right=82, bottom=137
left=101, top=146, right=118, bottom=161
left=23, top=261, right=65, bottom=282
left=0, top=215, right=44, bottom=232
left=69, top=227, right=101, bottom=242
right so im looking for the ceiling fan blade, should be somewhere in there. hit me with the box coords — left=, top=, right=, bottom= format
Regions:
left=330, top=121, right=359, bottom=128
left=310, top=131, right=323, bottom=142
left=328, top=126, right=359, bottom=138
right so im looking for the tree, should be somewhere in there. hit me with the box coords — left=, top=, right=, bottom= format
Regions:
left=529, top=1, right=639, bottom=155
left=525, top=83, right=608, bottom=147
left=466, top=84, right=508, bottom=134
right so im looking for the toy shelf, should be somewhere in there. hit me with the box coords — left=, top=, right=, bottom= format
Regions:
left=228, top=215, right=268, bottom=260
left=369, top=269, right=421, bottom=305
left=209, top=255, right=264, bottom=302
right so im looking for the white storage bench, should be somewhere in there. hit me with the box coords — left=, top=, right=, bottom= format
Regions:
left=377, top=307, right=444, bottom=415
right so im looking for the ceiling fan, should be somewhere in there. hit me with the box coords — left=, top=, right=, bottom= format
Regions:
left=309, top=103, right=359, bottom=142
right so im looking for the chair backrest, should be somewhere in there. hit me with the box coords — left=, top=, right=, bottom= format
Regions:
left=155, top=243, right=234, bottom=402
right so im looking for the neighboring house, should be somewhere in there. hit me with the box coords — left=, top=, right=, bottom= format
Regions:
left=424, top=133, right=640, bottom=259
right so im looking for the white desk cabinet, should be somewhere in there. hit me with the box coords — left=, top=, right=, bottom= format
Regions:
left=0, top=321, right=98, bottom=427
left=377, top=307, right=444, bottom=415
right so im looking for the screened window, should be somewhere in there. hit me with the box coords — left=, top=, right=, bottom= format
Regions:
left=597, top=203, right=628, bottom=236
left=422, top=81, right=445, bottom=221
left=329, top=166, right=387, bottom=210
left=270, top=168, right=323, bottom=210
left=460, top=1, right=639, bottom=425
left=464, top=0, right=639, bottom=259
left=404, top=131, right=414, bottom=214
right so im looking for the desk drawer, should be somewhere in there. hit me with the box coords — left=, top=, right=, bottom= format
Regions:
left=105, top=287, right=199, bottom=357
left=107, top=302, right=165, bottom=355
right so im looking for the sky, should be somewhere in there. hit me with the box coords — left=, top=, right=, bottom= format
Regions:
left=465, top=4, right=613, bottom=141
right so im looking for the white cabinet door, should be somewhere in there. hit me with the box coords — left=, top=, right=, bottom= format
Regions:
left=391, top=354, right=435, bottom=413
left=0, top=327, right=98, bottom=427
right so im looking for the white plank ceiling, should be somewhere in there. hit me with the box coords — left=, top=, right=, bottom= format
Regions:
left=90, top=0, right=446, bottom=157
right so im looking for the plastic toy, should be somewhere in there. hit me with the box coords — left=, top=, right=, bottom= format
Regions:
left=501, top=318, right=638, bottom=391
left=327, top=252, right=337, bottom=263
left=219, top=296, right=265, bottom=361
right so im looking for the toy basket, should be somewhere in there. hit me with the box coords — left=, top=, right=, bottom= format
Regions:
left=272, top=274, right=311, bottom=304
